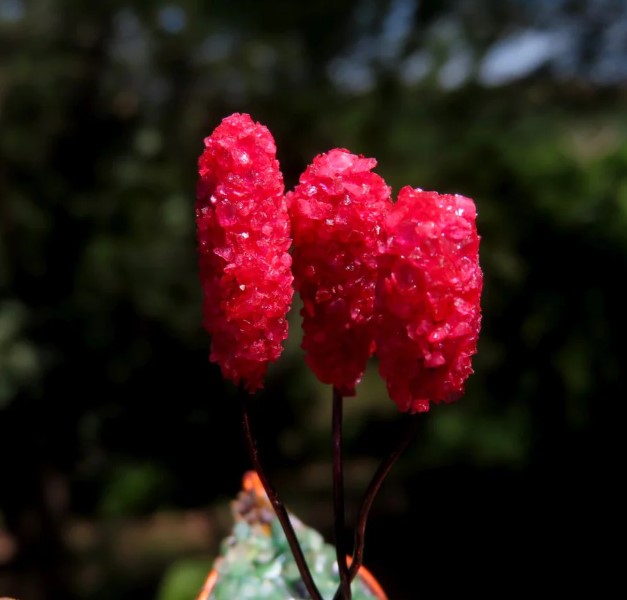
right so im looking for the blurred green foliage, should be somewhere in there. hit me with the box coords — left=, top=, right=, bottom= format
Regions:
left=157, top=559, right=213, bottom=600
left=0, top=0, right=622, bottom=598
left=99, top=462, right=173, bottom=517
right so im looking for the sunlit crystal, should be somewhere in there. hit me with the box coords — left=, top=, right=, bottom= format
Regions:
left=375, top=187, right=482, bottom=412
left=196, top=113, right=293, bottom=392
left=288, top=149, right=392, bottom=395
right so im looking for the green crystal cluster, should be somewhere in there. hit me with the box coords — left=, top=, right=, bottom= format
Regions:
left=210, top=515, right=378, bottom=600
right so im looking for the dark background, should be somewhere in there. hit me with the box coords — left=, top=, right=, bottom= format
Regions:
left=0, top=0, right=620, bottom=598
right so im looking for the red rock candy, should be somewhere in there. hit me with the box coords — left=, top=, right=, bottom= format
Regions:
left=287, top=149, right=392, bottom=395
left=196, top=113, right=293, bottom=392
left=375, top=187, right=482, bottom=412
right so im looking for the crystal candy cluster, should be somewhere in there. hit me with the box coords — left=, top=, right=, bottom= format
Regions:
left=197, top=114, right=482, bottom=411
left=287, top=149, right=392, bottom=395
left=375, top=188, right=483, bottom=413
left=196, top=113, right=293, bottom=392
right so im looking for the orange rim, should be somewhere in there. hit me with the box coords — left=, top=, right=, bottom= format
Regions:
left=196, top=564, right=219, bottom=600
left=242, top=470, right=266, bottom=496
left=347, top=556, right=388, bottom=600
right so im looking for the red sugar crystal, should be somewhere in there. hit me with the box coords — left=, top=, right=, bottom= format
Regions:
left=287, top=149, right=392, bottom=395
left=196, top=113, right=293, bottom=392
left=375, top=187, right=482, bottom=412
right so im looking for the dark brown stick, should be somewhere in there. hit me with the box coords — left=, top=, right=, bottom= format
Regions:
left=241, top=396, right=323, bottom=600
left=333, top=413, right=421, bottom=600
left=333, top=387, right=351, bottom=599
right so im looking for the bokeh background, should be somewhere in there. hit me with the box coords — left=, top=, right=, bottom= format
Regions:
left=0, top=0, right=621, bottom=598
